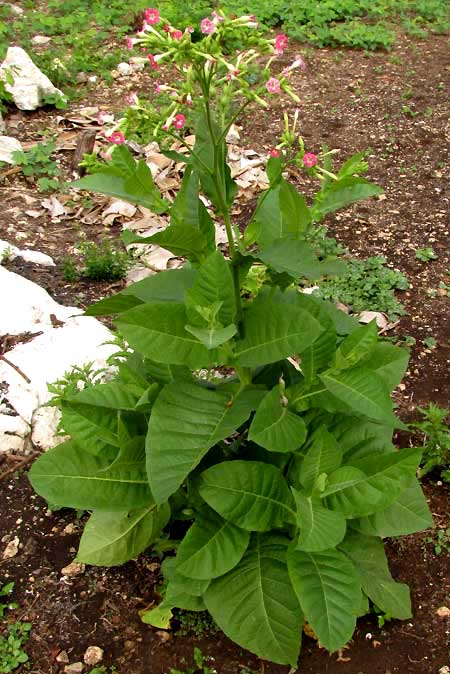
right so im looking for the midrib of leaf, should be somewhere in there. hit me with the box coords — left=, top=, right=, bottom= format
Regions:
left=37, top=473, right=148, bottom=484
left=306, top=553, right=332, bottom=637
left=255, top=540, right=280, bottom=657
left=181, top=521, right=228, bottom=566
left=322, top=374, right=385, bottom=416
left=237, top=329, right=303, bottom=359
left=205, top=483, right=295, bottom=518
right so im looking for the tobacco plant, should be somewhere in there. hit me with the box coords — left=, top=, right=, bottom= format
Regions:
left=29, top=10, right=433, bottom=667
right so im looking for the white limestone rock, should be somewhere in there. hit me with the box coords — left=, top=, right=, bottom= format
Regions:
left=0, top=135, right=22, bottom=164
left=0, top=111, right=5, bottom=133
left=0, top=46, right=64, bottom=111
left=0, top=240, right=20, bottom=262
left=19, top=249, right=55, bottom=266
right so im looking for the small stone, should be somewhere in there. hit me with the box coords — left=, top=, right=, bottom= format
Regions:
left=61, top=561, right=85, bottom=577
left=439, top=667, right=450, bottom=674
left=19, top=249, right=55, bottom=266
left=56, top=651, right=70, bottom=664
left=63, top=523, right=75, bottom=535
left=124, top=640, right=135, bottom=651
left=155, top=631, right=171, bottom=643
left=31, top=35, right=51, bottom=46
left=83, top=646, right=104, bottom=666
left=87, top=75, right=97, bottom=83
left=4, top=4, right=24, bottom=16
left=436, top=606, right=450, bottom=618
left=117, top=62, right=131, bottom=76
left=64, top=662, right=83, bottom=674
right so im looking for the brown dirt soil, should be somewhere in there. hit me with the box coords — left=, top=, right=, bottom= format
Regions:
left=0, top=25, right=449, bottom=674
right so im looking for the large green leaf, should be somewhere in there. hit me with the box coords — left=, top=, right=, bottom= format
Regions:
left=116, top=302, right=216, bottom=368
left=259, top=238, right=322, bottom=280
left=122, top=225, right=208, bottom=262
left=85, top=268, right=196, bottom=317
left=248, top=387, right=307, bottom=453
left=185, top=250, right=236, bottom=327
left=288, top=547, right=360, bottom=652
left=335, top=320, right=378, bottom=369
left=320, top=368, right=401, bottom=426
left=330, top=418, right=394, bottom=462
left=76, top=503, right=170, bottom=566
left=299, top=426, right=343, bottom=491
left=60, top=401, right=119, bottom=454
left=340, top=532, right=411, bottom=619
left=359, top=342, right=409, bottom=391
left=311, top=177, right=383, bottom=221
left=198, top=460, right=295, bottom=531
left=323, top=449, right=421, bottom=518
left=170, top=167, right=215, bottom=251
left=147, top=384, right=259, bottom=504
left=234, top=298, right=323, bottom=367
left=295, top=294, right=337, bottom=383
left=293, top=490, right=346, bottom=552
left=205, top=534, right=303, bottom=666
left=279, top=180, right=311, bottom=235
left=245, top=185, right=282, bottom=248
left=176, top=506, right=250, bottom=580
left=72, top=147, right=168, bottom=213
left=29, top=440, right=152, bottom=511
left=353, top=479, right=433, bottom=537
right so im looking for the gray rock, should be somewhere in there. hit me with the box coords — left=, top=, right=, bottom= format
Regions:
left=83, top=646, right=104, bottom=666
left=0, top=135, right=22, bottom=164
left=0, top=47, right=65, bottom=110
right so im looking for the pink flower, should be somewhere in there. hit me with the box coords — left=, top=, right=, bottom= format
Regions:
left=266, top=77, right=281, bottom=94
left=303, top=152, right=317, bottom=168
left=144, top=8, right=160, bottom=25
left=126, top=36, right=135, bottom=50
left=275, top=33, right=288, bottom=54
left=201, top=17, right=215, bottom=34
left=212, top=11, right=224, bottom=23
left=107, top=131, right=126, bottom=145
left=270, top=148, right=281, bottom=158
left=126, top=91, right=138, bottom=106
left=173, top=113, right=186, bottom=129
left=154, top=82, right=161, bottom=93
left=171, top=29, right=183, bottom=40
left=148, top=54, right=158, bottom=69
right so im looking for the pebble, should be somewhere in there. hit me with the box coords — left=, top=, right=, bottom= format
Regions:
left=56, top=651, right=70, bottom=664
left=436, top=606, right=450, bottom=618
left=83, top=646, right=104, bottom=666
left=64, top=663, right=83, bottom=674
left=61, top=561, right=85, bottom=577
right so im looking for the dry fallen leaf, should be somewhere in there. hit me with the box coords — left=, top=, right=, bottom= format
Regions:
left=42, top=196, right=66, bottom=218
left=2, top=536, right=19, bottom=559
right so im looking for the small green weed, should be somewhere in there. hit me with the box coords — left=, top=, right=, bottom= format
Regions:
left=373, top=604, right=393, bottom=628
left=425, top=527, right=450, bottom=555
left=171, top=648, right=213, bottom=674
left=62, top=240, right=130, bottom=282
left=12, top=141, right=60, bottom=192
left=175, top=610, right=220, bottom=637
left=313, top=255, right=409, bottom=319
left=423, top=336, right=437, bottom=349
left=415, top=247, right=438, bottom=262
left=412, top=403, right=450, bottom=479
left=0, top=584, right=17, bottom=619
left=0, top=622, right=32, bottom=674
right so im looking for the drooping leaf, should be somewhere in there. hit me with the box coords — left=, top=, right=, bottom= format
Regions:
left=295, top=294, right=337, bottom=383
left=198, top=460, right=295, bottom=531
left=205, top=534, right=303, bottom=666
left=116, top=302, right=216, bottom=368
left=122, top=225, right=208, bottom=262
left=176, top=506, right=250, bottom=580
left=244, top=185, right=282, bottom=248
left=234, top=298, right=323, bottom=367
left=359, top=342, right=409, bottom=391
left=293, top=490, right=346, bottom=552
left=288, top=547, right=360, bottom=652
left=147, top=384, right=259, bottom=504
left=259, top=238, right=322, bottom=280
left=279, top=180, right=311, bottom=235
left=323, top=449, right=422, bottom=518
left=29, top=440, right=152, bottom=511
left=248, top=387, right=307, bottom=453
left=76, top=503, right=170, bottom=566
left=311, top=177, right=383, bottom=221
left=353, top=479, right=433, bottom=537
left=340, top=532, right=412, bottom=619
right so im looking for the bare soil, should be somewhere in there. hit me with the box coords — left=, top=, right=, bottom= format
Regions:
left=0, top=28, right=449, bottom=674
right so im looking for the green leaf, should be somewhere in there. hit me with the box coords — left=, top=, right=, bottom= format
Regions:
left=331, top=418, right=394, bottom=462
left=340, top=532, right=411, bottom=619
left=294, top=294, right=337, bottom=383
left=323, top=449, right=422, bottom=517
left=72, top=150, right=168, bottom=213
left=198, top=461, right=295, bottom=531
left=288, top=547, right=360, bottom=652
left=279, top=180, right=311, bottom=235
left=147, top=384, right=259, bottom=504
left=60, top=401, right=118, bottom=454
left=293, top=490, right=346, bottom=552
left=353, top=479, right=433, bottom=537
left=185, top=323, right=237, bottom=349
left=359, top=342, right=409, bottom=391
left=85, top=268, right=196, bottom=316
left=170, top=167, right=215, bottom=252
left=185, top=250, right=236, bottom=326
left=248, top=387, right=307, bottom=452
left=29, top=440, right=152, bottom=511
left=122, top=225, right=208, bottom=262
left=336, top=320, right=378, bottom=369
left=235, top=298, right=323, bottom=367
left=300, top=426, right=343, bottom=491
left=176, top=506, right=250, bottom=580
left=205, top=534, right=303, bottom=666
left=140, top=605, right=172, bottom=628
left=312, top=177, right=383, bottom=221
left=245, top=185, right=282, bottom=248
left=116, top=302, right=215, bottom=368
left=320, top=368, right=400, bottom=426
left=76, top=503, right=170, bottom=566
left=259, top=238, right=322, bottom=280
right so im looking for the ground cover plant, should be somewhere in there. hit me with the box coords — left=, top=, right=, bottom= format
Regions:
left=27, top=11, right=434, bottom=669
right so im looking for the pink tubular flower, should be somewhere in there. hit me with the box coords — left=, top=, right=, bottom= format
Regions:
left=144, top=8, right=160, bottom=25
left=303, top=152, right=317, bottom=168
left=212, top=11, right=224, bottom=23
left=126, top=91, right=138, bottom=106
left=126, top=36, right=135, bottom=50
left=173, top=113, right=186, bottom=130
left=266, top=77, right=281, bottom=94
left=274, top=33, right=288, bottom=54
left=107, top=131, right=126, bottom=145
left=201, top=17, right=215, bottom=34
left=148, top=54, right=158, bottom=69
left=270, top=148, right=281, bottom=158
left=171, top=29, right=183, bottom=40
